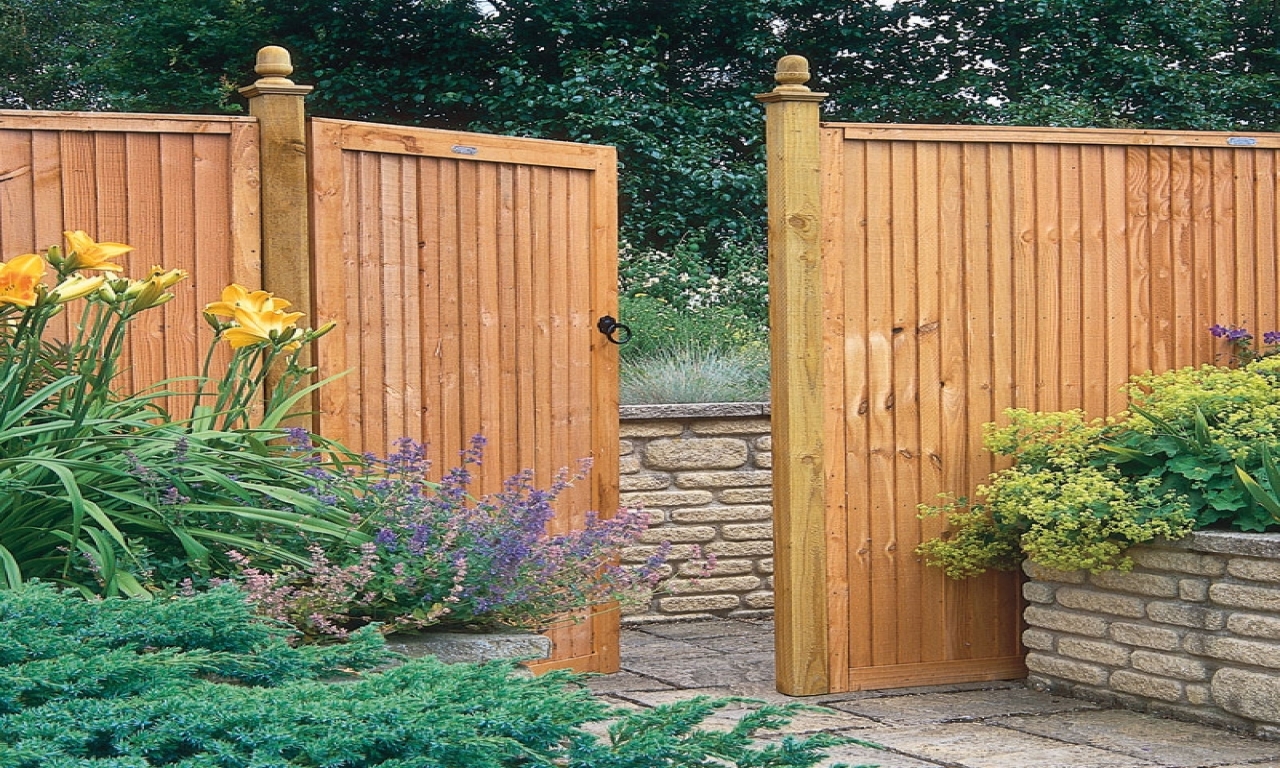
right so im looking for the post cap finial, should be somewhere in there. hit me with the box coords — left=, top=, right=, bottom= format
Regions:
left=254, top=46, right=295, bottom=84
left=775, top=55, right=811, bottom=88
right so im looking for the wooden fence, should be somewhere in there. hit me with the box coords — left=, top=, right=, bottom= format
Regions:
left=761, top=56, right=1280, bottom=695
left=0, top=48, right=621, bottom=673
left=0, top=112, right=260, bottom=398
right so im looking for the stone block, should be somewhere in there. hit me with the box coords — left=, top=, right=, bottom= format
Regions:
left=1023, top=561, right=1088, bottom=583
left=1022, top=582, right=1057, bottom=604
left=722, top=523, right=773, bottom=541
left=689, top=418, right=770, bottom=435
left=620, top=490, right=714, bottom=508
left=1130, top=650, right=1210, bottom=681
left=1024, top=605, right=1110, bottom=637
left=621, top=544, right=697, bottom=563
left=1186, top=683, right=1213, bottom=706
left=620, top=473, right=672, bottom=492
left=1088, top=570, right=1180, bottom=598
left=1110, top=622, right=1182, bottom=651
left=754, top=435, right=772, bottom=451
left=674, top=470, right=773, bottom=488
left=1226, top=612, right=1280, bottom=640
left=742, top=591, right=775, bottom=609
left=1213, top=668, right=1280, bottom=725
left=646, top=438, right=749, bottom=470
left=758, top=558, right=774, bottom=574
left=1179, top=578, right=1209, bottom=602
left=640, top=526, right=715, bottom=544
left=385, top=628, right=552, bottom=665
left=1199, top=636, right=1280, bottom=670
left=1147, top=601, right=1226, bottom=630
left=706, top=541, right=774, bottom=557
left=1109, top=669, right=1184, bottom=702
left=1025, top=652, right=1110, bottom=685
left=1022, top=629, right=1057, bottom=651
left=658, top=594, right=742, bottom=613
left=1129, top=547, right=1226, bottom=576
left=619, top=455, right=643, bottom=474
left=678, top=558, right=753, bottom=577
left=1058, top=637, right=1131, bottom=667
left=719, top=488, right=774, bottom=504
left=619, top=439, right=634, bottom=456
left=1209, top=582, right=1280, bottom=612
left=667, top=575, right=762, bottom=594
left=1228, top=557, right=1280, bottom=583
left=1056, top=587, right=1147, bottom=618
left=754, top=452, right=773, bottom=469
left=670, top=505, right=772, bottom=524
left=620, top=421, right=685, bottom=438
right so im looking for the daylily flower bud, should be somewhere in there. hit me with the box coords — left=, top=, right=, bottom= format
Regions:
left=97, top=282, right=118, bottom=303
left=49, top=274, right=106, bottom=304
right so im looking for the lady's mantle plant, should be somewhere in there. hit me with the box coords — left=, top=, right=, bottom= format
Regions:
left=919, top=340, right=1280, bottom=579
left=230, top=434, right=671, bottom=639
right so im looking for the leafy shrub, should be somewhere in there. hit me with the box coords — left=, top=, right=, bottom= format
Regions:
left=621, top=343, right=770, bottom=405
left=618, top=293, right=769, bottom=405
left=920, top=356, right=1280, bottom=577
left=226, top=434, right=670, bottom=639
left=0, top=585, right=856, bottom=768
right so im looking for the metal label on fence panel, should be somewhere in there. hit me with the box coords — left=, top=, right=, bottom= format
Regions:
left=451, top=145, right=479, bottom=155
left=1228, top=137, right=1258, bottom=146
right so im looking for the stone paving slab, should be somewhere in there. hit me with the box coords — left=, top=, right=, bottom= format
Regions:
left=827, top=687, right=1101, bottom=726
left=602, top=618, right=1280, bottom=768
left=865, top=723, right=1159, bottom=768
left=623, top=649, right=778, bottom=687
left=993, top=709, right=1280, bottom=767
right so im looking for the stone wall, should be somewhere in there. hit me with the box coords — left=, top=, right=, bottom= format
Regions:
left=618, top=403, right=774, bottom=622
left=1024, top=531, right=1280, bottom=738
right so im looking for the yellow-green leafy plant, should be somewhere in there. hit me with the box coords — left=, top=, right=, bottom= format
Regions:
left=0, top=233, right=364, bottom=597
left=921, top=354, right=1280, bottom=578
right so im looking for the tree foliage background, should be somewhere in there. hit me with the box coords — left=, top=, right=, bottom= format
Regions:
left=3, top=0, right=1277, bottom=324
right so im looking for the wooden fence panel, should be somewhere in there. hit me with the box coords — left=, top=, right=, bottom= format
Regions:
left=815, top=123, right=1280, bottom=692
left=0, top=111, right=260, bottom=402
left=309, top=118, right=620, bottom=672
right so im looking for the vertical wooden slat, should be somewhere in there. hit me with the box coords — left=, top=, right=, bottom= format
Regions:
left=821, top=126, right=851, bottom=693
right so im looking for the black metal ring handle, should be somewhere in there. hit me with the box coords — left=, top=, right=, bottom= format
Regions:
left=597, top=315, right=633, bottom=345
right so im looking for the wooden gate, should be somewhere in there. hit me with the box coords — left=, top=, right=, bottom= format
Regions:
left=308, top=117, right=621, bottom=672
left=762, top=56, right=1280, bottom=695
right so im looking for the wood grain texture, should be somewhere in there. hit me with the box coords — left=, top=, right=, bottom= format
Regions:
left=807, top=121, right=1280, bottom=692
left=307, top=118, right=620, bottom=673
left=0, top=114, right=254, bottom=413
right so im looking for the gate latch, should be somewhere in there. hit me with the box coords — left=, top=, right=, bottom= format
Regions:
left=596, top=315, right=633, bottom=345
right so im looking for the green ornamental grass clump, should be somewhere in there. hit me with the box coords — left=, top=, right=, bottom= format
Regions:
left=0, top=585, right=857, bottom=768
left=919, top=347, right=1280, bottom=578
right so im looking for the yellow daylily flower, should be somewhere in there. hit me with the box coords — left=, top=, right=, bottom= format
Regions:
left=62, top=231, right=132, bottom=273
left=223, top=305, right=306, bottom=349
left=0, top=252, right=48, bottom=308
left=49, top=274, right=105, bottom=304
left=205, top=283, right=292, bottom=318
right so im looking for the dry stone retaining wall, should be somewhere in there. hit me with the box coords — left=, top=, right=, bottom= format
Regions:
left=618, top=403, right=774, bottom=622
left=1024, top=531, right=1280, bottom=738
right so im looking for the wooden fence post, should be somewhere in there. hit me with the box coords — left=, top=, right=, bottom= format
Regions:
left=238, top=46, right=316, bottom=424
left=756, top=56, right=830, bottom=696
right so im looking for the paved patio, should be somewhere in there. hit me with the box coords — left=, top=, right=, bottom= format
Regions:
left=584, top=618, right=1280, bottom=768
